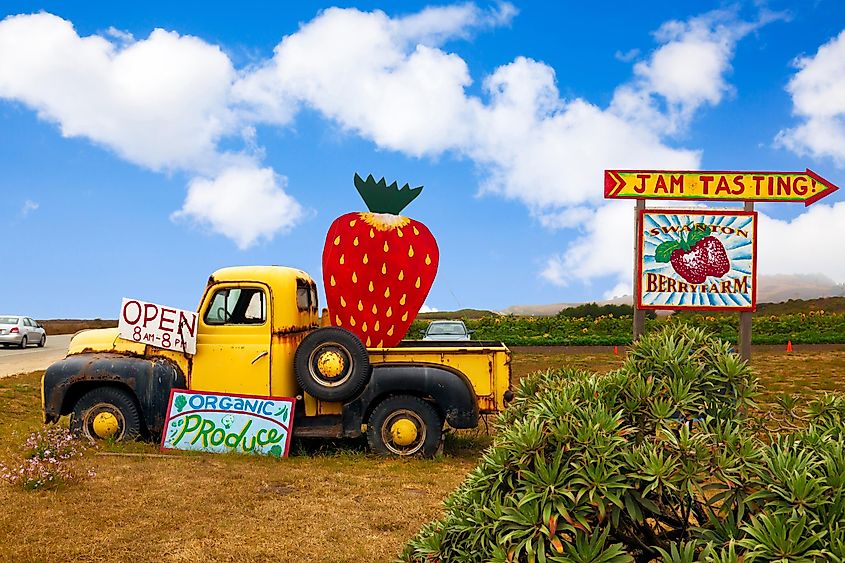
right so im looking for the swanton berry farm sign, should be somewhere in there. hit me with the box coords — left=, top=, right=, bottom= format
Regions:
left=160, top=390, right=295, bottom=457
left=638, top=210, right=757, bottom=311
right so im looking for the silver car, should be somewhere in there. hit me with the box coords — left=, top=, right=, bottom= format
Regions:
left=0, top=316, right=46, bottom=348
left=421, top=320, right=474, bottom=341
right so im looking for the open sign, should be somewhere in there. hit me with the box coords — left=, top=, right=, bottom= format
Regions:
left=118, top=298, right=197, bottom=354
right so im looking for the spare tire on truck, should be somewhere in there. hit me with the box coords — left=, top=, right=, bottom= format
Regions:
left=294, top=327, right=371, bottom=402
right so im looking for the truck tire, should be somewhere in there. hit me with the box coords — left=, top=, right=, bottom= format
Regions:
left=70, top=387, right=142, bottom=442
left=294, top=327, right=371, bottom=402
left=366, top=395, right=442, bottom=458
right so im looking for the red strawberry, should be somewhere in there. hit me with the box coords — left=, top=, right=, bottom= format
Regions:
left=699, top=236, right=730, bottom=277
left=655, top=224, right=730, bottom=284
left=322, top=174, right=439, bottom=348
left=670, top=244, right=708, bottom=284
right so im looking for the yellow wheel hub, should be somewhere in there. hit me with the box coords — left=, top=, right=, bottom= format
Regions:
left=390, top=418, right=418, bottom=447
left=317, top=350, right=345, bottom=377
left=92, top=412, right=119, bottom=439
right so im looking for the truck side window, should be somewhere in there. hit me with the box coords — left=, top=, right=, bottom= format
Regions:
left=204, top=288, right=266, bottom=325
left=309, top=283, right=318, bottom=311
left=296, top=279, right=313, bottom=312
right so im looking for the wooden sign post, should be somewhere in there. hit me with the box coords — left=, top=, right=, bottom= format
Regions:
left=606, top=169, right=839, bottom=361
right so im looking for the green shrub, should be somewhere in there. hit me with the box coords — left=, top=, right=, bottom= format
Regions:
left=400, top=324, right=845, bottom=562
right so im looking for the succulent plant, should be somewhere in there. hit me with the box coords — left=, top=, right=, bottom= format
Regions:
left=401, top=324, right=845, bottom=562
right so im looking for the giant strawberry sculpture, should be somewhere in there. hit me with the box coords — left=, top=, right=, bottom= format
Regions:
left=654, top=225, right=729, bottom=284
left=322, top=174, right=439, bottom=348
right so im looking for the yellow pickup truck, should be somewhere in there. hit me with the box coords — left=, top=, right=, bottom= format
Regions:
left=42, top=266, right=512, bottom=457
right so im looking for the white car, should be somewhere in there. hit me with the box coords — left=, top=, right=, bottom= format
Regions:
left=0, top=316, right=46, bottom=348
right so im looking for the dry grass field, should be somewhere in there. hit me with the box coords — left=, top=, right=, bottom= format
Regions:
left=0, top=346, right=843, bottom=562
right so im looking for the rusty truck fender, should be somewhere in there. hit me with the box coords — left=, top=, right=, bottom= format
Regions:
left=341, top=363, right=479, bottom=436
left=42, top=353, right=186, bottom=435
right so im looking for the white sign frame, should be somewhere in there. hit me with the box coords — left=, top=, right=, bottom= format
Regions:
left=118, top=298, right=198, bottom=354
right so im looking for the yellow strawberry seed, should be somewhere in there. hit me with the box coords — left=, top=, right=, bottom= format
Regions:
left=334, top=235, right=341, bottom=245
left=413, top=226, right=419, bottom=235
left=399, top=270, right=404, bottom=281
left=362, top=322, right=368, bottom=333
left=340, top=296, right=347, bottom=307
left=330, top=275, right=336, bottom=287
left=408, top=245, right=414, bottom=258
left=386, top=307, right=393, bottom=318
left=400, top=294, right=406, bottom=306
left=370, top=228, right=375, bottom=238
left=363, top=253, right=369, bottom=264
left=357, top=300, right=363, bottom=311
left=397, top=229, right=404, bottom=238
left=366, top=336, right=371, bottom=347
left=415, top=276, right=421, bottom=289
left=381, top=263, right=387, bottom=275
left=350, top=316, right=356, bottom=326
left=383, top=241, right=389, bottom=252
left=425, top=254, right=431, bottom=265
left=335, top=315, right=342, bottom=326
left=368, top=281, right=374, bottom=292
left=384, top=287, right=390, bottom=298
left=387, top=326, right=394, bottom=336
left=340, top=254, right=345, bottom=265
left=372, top=304, right=378, bottom=314
left=401, top=312, right=408, bottom=322
left=352, top=272, right=358, bottom=283
left=374, top=320, right=380, bottom=331
left=353, top=236, right=359, bottom=246
left=349, top=219, right=357, bottom=227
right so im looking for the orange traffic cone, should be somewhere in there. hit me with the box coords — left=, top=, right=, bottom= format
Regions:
left=613, top=345, right=619, bottom=355
left=786, top=340, right=793, bottom=353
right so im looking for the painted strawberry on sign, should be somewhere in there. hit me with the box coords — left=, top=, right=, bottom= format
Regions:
left=654, top=224, right=730, bottom=284
left=322, top=174, right=439, bottom=348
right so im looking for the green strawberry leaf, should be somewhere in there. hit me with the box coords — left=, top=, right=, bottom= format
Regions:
left=655, top=240, right=681, bottom=262
left=687, top=224, right=711, bottom=247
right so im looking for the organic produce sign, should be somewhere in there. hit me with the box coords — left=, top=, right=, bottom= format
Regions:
left=322, top=173, right=439, bottom=348
left=638, top=210, right=757, bottom=311
left=118, top=298, right=197, bottom=354
left=160, top=390, right=295, bottom=457
left=605, top=169, right=838, bottom=206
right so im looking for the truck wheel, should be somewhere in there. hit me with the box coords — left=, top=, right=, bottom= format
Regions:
left=294, top=327, right=371, bottom=402
left=70, top=387, right=142, bottom=442
left=367, top=395, right=443, bottom=458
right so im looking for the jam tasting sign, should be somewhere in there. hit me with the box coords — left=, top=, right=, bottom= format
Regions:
left=118, top=298, right=197, bottom=354
left=638, top=210, right=757, bottom=311
left=161, top=390, right=295, bottom=457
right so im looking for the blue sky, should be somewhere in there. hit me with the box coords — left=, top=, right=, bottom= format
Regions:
left=1, top=1, right=845, bottom=318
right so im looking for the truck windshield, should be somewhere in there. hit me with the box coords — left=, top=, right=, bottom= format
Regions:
left=204, top=288, right=266, bottom=325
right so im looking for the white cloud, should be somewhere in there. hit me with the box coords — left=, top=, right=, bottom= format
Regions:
left=0, top=13, right=235, bottom=171
left=0, top=12, right=303, bottom=248
left=419, top=303, right=440, bottom=313
left=540, top=201, right=634, bottom=288
left=776, top=29, right=845, bottom=165
left=172, top=165, right=303, bottom=250
left=758, top=202, right=845, bottom=283
left=20, top=199, right=39, bottom=217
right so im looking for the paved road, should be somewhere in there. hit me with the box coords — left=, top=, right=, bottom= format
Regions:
left=0, top=334, right=73, bottom=378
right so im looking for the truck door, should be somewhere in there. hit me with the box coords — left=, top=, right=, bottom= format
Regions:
left=191, top=283, right=271, bottom=396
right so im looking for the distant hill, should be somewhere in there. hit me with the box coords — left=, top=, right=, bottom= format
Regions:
left=417, top=308, right=497, bottom=320
left=503, top=274, right=845, bottom=316
left=756, top=296, right=845, bottom=315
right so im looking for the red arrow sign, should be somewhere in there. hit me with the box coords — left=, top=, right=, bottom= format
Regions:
left=604, top=169, right=839, bottom=206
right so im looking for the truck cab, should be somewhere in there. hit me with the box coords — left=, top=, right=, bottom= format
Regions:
left=43, top=266, right=512, bottom=457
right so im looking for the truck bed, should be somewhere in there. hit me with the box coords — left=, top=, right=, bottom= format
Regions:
left=367, top=340, right=511, bottom=413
